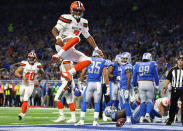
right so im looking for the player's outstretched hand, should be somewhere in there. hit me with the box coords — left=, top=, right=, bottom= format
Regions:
left=97, top=49, right=104, bottom=57
left=56, top=38, right=64, bottom=47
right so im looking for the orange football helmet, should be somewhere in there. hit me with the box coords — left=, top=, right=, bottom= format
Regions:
left=28, top=51, right=37, bottom=64
left=70, top=1, right=85, bottom=19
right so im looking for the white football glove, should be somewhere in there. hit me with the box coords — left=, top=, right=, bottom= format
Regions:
left=105, top=85, right=110, bottom=96
left=125, top=90, right=129, bottom=99
left=156, top=86, right=159, bottom=89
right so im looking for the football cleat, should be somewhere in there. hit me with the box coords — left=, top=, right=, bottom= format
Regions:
left=124, top=122, right=132, bottom=125
left=93, top=121, right=100, bottom=126
left=144, top=115, right=151, bottom=123
left=66, top=117, right=76, bottom=123
left=139, top=117, right=144, bottom=123
left=74, top=120, right=84, bottom=126
left=18, top=113, right=25, bottom=120
left=51, top=54, right=61, bottom=63
left=53, top=115, right=66, bottom=122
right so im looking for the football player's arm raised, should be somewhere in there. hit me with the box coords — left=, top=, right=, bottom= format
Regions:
left=86, top=36, right=103, bottom=57
left=15, top=66, right=24, bottom=79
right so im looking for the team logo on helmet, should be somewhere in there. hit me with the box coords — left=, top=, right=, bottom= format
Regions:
left=104, top=106, right=117, bottom=117
left=142, top=53, right=152, bottom=61
left=121, top=52, right=131, bottom=65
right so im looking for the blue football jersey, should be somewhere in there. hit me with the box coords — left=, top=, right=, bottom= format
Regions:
left=120, top=63, right=133, bottom=89
left=132, top=61, right=159, bottom=86
left=87, top=57, right=107, bottom=82
left=108, top=62, right=120, bottom=81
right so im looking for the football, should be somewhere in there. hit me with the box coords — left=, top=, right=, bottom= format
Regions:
left=116, top=118, right=126, bottom=127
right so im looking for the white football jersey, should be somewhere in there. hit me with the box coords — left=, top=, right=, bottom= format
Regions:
left=55, top=14, right=90, bottom=42
left=20, top=61, right=43, bottom=86
left=154, top=97, right=169, bottom=112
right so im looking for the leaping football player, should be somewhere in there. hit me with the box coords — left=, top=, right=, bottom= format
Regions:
left=51, top=1, right=103, bottom=82
left=14, top=51, right=44, bottom=120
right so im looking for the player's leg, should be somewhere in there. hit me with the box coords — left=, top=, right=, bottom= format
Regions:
left=52, top=37, right=80, bottom=62
left=138, top=82, right=147, bottom=122
left=53, top=81, right=69, bottom=122
left=58, top=48, right=91, bottom=81
left=93, top=82, right=102, bottom=126
left=65, top=88, right=76, bottom=123
left=75, top=83, right=93, bottom=126
left=106, top=82, right=119, bottom=109
left=18, top=85, right=34, bottom=120
left=145, top=81, right=155, bottom=122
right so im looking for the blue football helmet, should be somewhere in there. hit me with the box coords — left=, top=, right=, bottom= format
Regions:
left=104, top=106, right=117, bottom=117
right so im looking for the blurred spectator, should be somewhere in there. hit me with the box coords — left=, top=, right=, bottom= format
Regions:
left=52, top=82, right=59, bottom=107
left=4, top=81, right=12, bottom=106
left=0, top=81, right=4, bottom=106
left=32, top=86, right=42, bottom=106
left=15, top=82, right=21, bottom=107
left=41, top=82, right=52, bottom=107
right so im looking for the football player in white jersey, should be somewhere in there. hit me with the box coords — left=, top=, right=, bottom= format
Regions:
left=153, top=97, right=170, bottom=123
left=51, top=1, right=103, bottom=82
left=54, top=59, right=76, bottom=123
left=14, top=51, right=44, bottom=120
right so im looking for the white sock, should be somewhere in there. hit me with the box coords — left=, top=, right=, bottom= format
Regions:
left=80, top=112, right=86, bottom=120
left=59, top=109, right=64, bottom=116
left=71, top=111, right=76, bottom=119
left=126, top=116, right=131, bottom=123
left=145, top=113, right=150, bottom=117
left=57, top=48, right=65, bottom=56
left=69, top=68, right=76, bottom=75
left=94, top=112, right=99, bottom=121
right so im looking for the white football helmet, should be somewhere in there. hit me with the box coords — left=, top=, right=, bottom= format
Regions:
left=92, top=50, right=100, bottom=57
left=121, top=52, right=131, bottom=65
left=115, top=54, right=122, bottom=64
left=104, top=106, right=117, bottom=117
left=142, top=53, right=152, bottom=61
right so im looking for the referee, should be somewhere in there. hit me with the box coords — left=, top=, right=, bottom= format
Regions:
left=163, top=54, right=183, bottom=126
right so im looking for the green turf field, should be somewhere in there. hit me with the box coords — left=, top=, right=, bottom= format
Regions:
left=0, top=107, right=111, bottom=125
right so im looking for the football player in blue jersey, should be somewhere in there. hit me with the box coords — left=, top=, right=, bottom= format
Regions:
left=132, top=53, right=159, bottom=123
left=119, top=52, right=133, bottom=124
left=75, top=50, right=109, bottom=126
left=106, top=54, right=122, bottom=109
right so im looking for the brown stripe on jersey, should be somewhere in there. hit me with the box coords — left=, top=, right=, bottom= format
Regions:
left=83, top=23, right=88, bottom=27
left=20, top=63, right=26, bottom=66
left=59, top=17, right=72, bottom=23
left=63, top=61, right=71, bottom=64
left=37, top=65, right=43, bottom=68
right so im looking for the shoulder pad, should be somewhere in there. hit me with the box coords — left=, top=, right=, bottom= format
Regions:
left=59, top=14, right=72, bottom=23
left=19, top=61, right=27, bottom=66
left=81, top=18, right=88, bottom=27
